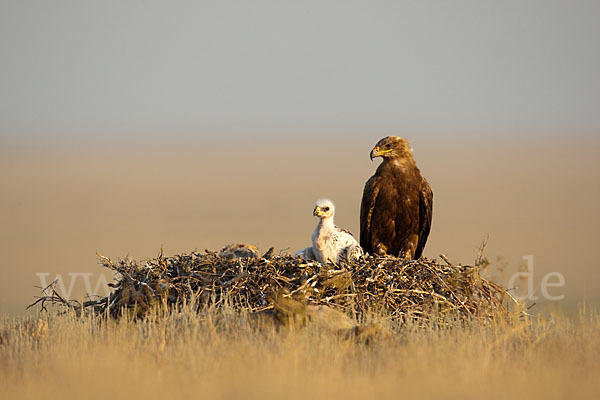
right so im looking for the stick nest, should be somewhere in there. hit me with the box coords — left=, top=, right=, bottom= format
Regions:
left=31, top=244, right=519, bottom=322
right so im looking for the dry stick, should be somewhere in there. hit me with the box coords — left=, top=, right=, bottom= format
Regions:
left=218, top=270, right=249, bottom=288
left=475, top=234, right=489, bottom=267
left=440, top=254, right=453, bottom=266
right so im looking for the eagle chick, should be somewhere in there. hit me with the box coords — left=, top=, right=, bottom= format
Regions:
left=295, top=199, right=363, bottom=264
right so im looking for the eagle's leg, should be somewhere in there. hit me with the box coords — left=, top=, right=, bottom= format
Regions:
left=373, top=243, right=388, bottom=256
left=400, top=234, right=419, bottom=260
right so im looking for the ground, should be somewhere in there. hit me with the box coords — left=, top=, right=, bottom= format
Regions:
left=1, top=306, right=598, bottom=400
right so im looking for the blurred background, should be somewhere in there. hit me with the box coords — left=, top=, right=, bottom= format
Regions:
left=1, top=1, right=599, bottom=314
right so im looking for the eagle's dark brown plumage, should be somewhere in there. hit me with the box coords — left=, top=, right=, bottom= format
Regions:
left=360, top=136, right=433, bottom=259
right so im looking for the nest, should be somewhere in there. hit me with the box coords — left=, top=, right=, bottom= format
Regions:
left=30, top=244, right=520, bottom=322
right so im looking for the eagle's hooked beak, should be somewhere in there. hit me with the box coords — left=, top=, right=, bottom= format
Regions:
left=370, top=147, right=377, bottom=161
left=370, top=146, right=392, bottom=161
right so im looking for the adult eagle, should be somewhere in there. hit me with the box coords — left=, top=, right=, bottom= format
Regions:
left=360, top=136, right=433, bottom=259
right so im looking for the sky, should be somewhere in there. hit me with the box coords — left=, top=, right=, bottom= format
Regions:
left=1, top=0, right=599, bottom=144
left=1, top=1, right=600, bottom=314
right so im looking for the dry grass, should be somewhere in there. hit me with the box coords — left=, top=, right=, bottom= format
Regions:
left=1, top=304, right=599, bottom=400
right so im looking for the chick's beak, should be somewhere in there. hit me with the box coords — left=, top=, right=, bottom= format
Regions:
left=313, top=206, right=328, bottom=217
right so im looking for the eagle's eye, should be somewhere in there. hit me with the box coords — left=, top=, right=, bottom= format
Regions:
left=323, top=207, right=330, bottom=211
left=385, top=144, right=392, bottom=149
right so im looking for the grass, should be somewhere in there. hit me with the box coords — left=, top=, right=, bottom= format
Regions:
left=1, top=305, right=599, bottom=400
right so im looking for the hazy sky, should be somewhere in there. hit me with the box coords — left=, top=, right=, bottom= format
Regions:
left=1, top=1, right=599, bottom=142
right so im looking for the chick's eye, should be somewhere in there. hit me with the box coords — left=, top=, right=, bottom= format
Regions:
left=323, top=207, right=329, bottom=211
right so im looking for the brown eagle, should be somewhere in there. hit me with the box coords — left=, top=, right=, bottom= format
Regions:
left=360, top=136, right=433, bottom=259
